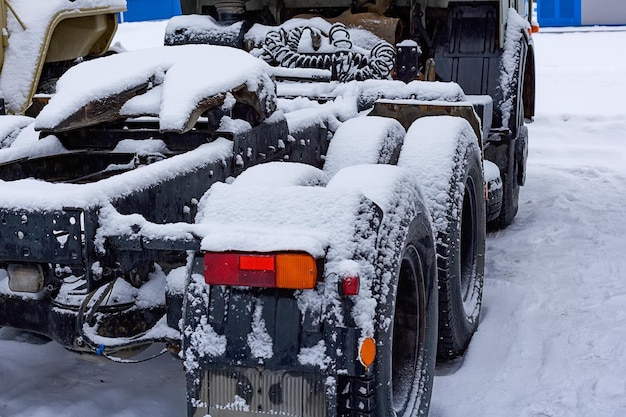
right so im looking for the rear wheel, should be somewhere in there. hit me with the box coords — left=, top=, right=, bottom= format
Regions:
left=397, top=116, right=486, bottom=362
left=374, top=215, right=438, bottom=416
left=437, top=141, right=485, bottom=361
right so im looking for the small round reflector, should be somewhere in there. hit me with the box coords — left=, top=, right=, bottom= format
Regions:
left=358, top=337, right=376, bottom=369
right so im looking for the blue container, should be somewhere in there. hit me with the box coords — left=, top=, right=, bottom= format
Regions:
left=538, top=0, right=581, bottom=26
left=121, top=0, right=181, bottom=22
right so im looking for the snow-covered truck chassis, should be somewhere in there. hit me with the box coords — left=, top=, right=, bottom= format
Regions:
left=0, top=111, right=324, bottom=352
left=0, top=1, right=535, bottom=416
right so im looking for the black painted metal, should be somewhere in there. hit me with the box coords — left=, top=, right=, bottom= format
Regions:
left=432, top=3, right=503, bottom=125
left=396, top=42, right=420, bottom=83
left=0, top=292, right=166, bottom=352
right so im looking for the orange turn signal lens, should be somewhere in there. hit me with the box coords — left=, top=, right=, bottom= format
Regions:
left=358, top=337, right=376, bottom=369
left=276, top=253, right=317, bottom=289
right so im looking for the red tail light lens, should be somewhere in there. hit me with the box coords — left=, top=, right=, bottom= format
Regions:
left=203, top=252, right=317, bottom=289
left=240, top=255, right=275, bottom=271
left=340, top=275, right=360, bottom=296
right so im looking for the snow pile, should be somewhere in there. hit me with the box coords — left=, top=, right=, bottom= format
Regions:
left=298, top=340, right=331, bottom=371
left=36, top=45, right=277, bottom=132
left=275, top=79, right=465, bottom=110
left=0, top=0, right=126, bottom=114
left=276, top=79, right=466, bottom=136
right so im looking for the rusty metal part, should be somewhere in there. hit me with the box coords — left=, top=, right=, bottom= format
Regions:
left=369, top=100, right=483, bottom=146
left=353, top=0, right=393, bottom=14
left=297, top=10, right=401, bottom=45
left=42, top=78, right=274, bottom=134
left=41, top=82, right=150, bottom=132
left=425, top=58, right=437, bottom=81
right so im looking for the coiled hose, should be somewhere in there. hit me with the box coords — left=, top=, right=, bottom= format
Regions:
left=262, top=23, right=395, bottom=82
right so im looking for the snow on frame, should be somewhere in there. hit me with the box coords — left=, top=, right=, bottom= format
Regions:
left=0, top=138, right=233, bottom=211
left=0, top=0, right=126, bottom=115
left=36, top=45, right=277, bottom=133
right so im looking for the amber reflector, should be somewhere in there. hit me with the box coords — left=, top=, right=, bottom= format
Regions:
left=276, top=253, right=317, bottom=289
left=358, top=337, right=376, bottom=368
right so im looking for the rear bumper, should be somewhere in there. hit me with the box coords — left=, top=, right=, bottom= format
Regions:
left=193, top=367, right=326, bottom=417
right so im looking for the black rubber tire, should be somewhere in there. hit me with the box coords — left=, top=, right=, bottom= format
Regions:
left=486, top=174, right=503, bottom=223
left=373, top=214, right=438, bottom=417
left=486, top=124, right=528, bottom=229
left=436, top=141, right=485, bottom=362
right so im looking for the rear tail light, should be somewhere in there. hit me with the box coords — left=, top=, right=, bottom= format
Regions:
left=340, top=275, right=360, bottom=296
left=204, top=252, right=318, bottom=289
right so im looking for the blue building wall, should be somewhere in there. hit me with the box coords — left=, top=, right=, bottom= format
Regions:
left=538, top=0, right=626, bottom=26
left=121, top=0, right=181, bottom=22
left=538, top=0, right=581, bottom=27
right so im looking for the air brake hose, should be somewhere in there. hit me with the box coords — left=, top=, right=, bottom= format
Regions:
left=76, top=280, right=170, bottom=363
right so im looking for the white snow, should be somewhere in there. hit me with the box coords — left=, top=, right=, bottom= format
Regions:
left=0, top=21, right=625, bottom=417
left=246, top=303, right=273, bottom=360
left=298, top=339, right=331, bottom=371
left=233, top=161, right=329, bottom=187
left=196, top=182, right=367, bottom=258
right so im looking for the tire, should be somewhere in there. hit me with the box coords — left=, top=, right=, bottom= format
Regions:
left=323, top=116, right=405, bottom=178
left=436, top=141, right=485, bottom=361
left=398, top=116, right=486, bottom=362
left=485, top=160, right=503, bottom=223
left=373, top=215, right=438, bottom=417
left=485, top=124, right=527, bottom=229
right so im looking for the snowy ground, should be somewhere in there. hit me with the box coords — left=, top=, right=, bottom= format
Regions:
left=1, top=22, right=626, bottom=417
